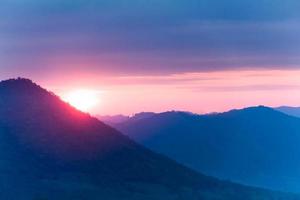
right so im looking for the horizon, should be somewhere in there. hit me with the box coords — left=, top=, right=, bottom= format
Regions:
left=2, top=1, right=300, bottom=198
left=1, top=76, right=300, bottom=117
left=1, top=0, right=300, bottom=115
left=1, top=71, right=300, bottom=116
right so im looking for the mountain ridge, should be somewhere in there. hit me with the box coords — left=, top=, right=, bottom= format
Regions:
left=1, top=78, right=296, bottom=199
left=275, top=106, right=300, bottom=118
left=116, top=105, right=300, bottom=192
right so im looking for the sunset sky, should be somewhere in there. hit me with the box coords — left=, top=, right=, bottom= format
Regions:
left=1, top=0, right=300, bottom=115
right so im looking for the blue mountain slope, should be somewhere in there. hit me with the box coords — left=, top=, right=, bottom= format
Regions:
left=1, top=78, right=295, bottom=199
left=117, top=106, right=300, bottom=192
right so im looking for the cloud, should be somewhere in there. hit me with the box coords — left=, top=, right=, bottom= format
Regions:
left=1, top=0, right=300, bottom=76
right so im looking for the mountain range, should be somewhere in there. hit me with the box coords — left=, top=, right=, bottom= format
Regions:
left=1, top=78, right=295, bottom=199
left=98, top=112, right=156, bottom=126
left=275, top=106, right=300, bottom=118
left=114, top=106, right=300, bottom=193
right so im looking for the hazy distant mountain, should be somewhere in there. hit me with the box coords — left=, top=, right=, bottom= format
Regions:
left=98, top=112, right=156, bottom=126
left=1, top=78, right=294, bottom=199
left=275, top=106, right=300, bottom=118
left=116, top=107, right=300, bottom=193
left=97, top=114, right=130, bottom=125
left=130, top=112, right=157, bottom=121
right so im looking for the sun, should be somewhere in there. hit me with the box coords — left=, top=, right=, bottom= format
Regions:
left=63, top=89, right=100, bottom=112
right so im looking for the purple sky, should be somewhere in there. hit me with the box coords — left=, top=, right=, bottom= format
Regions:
left=1, top=0, right=300, bottom=114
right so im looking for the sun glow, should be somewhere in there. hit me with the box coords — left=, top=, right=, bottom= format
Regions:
left=63, top=89, right=100, bottom=112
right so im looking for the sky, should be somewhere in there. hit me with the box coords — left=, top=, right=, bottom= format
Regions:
left=1, top=0, right=300, bottom=115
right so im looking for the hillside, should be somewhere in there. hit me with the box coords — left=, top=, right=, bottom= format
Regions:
left=0, top=78, right=296, bottom=199
left=117, top=107, right=300, bottom=192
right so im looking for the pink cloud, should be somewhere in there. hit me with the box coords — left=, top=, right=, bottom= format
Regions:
left=27, top=69, right=300, bottom=115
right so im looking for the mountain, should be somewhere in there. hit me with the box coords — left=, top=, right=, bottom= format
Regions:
left=98, top=112, right=156, bottom=126
left=0, top=78, right=295, bottom=199
left=276, top=106, right=300, bottom=118
left=97, top=114, right=130, bottom=125
left=116, top=107, right=300, bottom=193
left=130, top=112, right=157, bottom=121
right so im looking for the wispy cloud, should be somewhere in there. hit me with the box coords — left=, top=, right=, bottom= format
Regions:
left=1, top=0, right=300, bottom=76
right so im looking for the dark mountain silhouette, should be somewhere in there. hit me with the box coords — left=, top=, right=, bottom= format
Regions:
left=276, top=106, right=300, bottom=118
left=1, top=78, right=296, bottom=199
left=116, top=107, right=300, bottom=193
